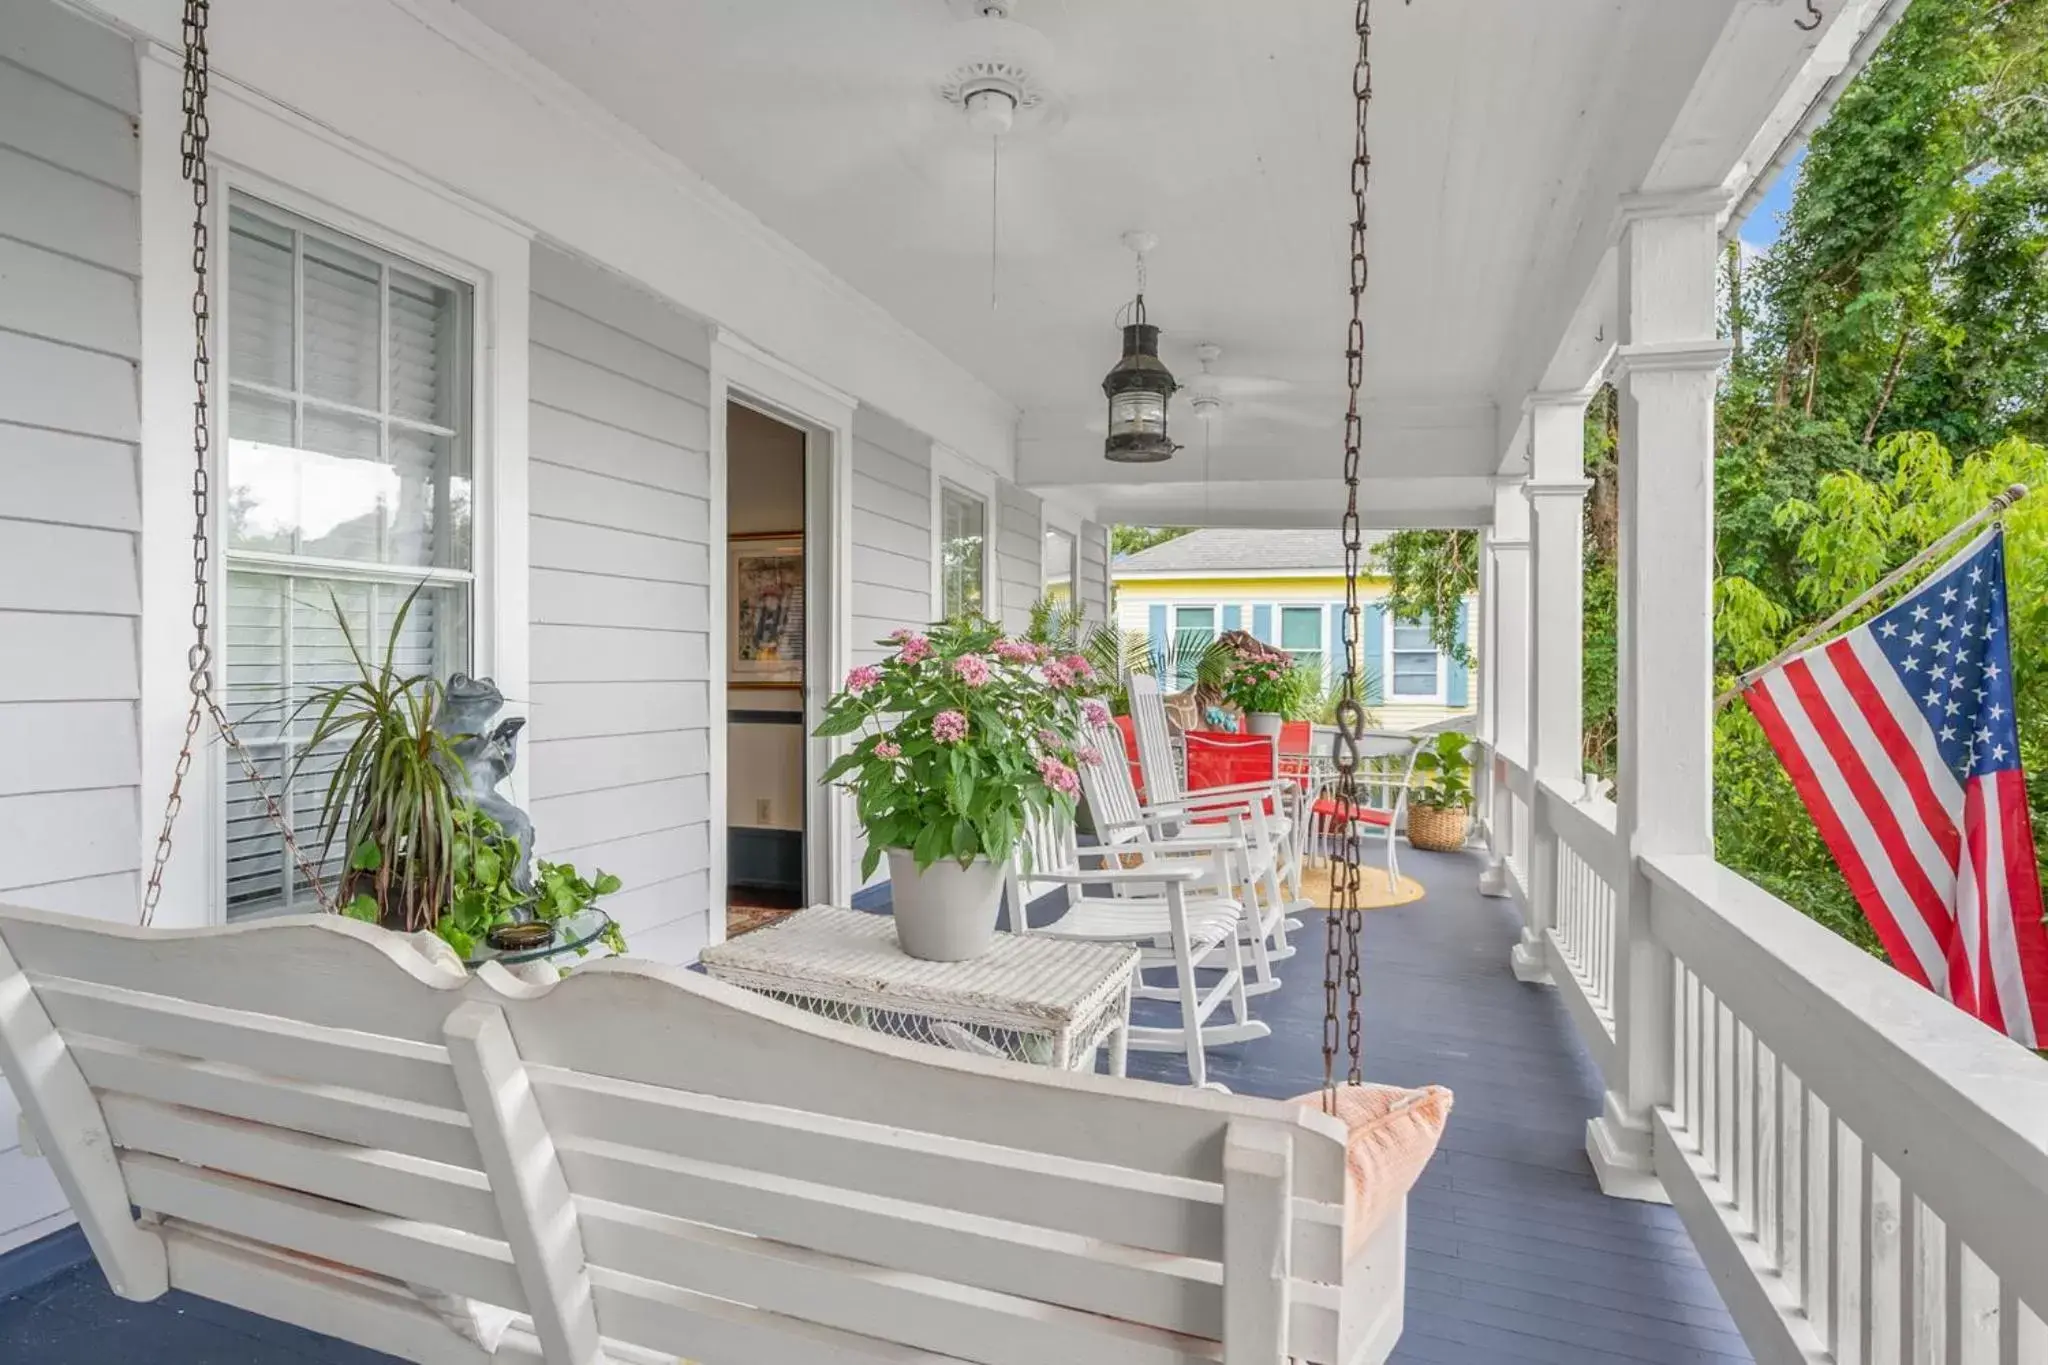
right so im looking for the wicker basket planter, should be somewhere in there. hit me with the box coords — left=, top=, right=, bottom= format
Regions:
left=1406, top=803, right=1469, bottom=852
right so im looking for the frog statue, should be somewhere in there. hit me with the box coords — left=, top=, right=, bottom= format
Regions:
left=432, top=673, right=535, bottom=891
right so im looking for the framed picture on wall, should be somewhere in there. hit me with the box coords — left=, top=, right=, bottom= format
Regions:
left=730, top=533, right=805, bottom=687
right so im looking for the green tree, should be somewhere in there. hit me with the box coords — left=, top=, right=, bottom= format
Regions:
left=1110, top=525, right=1192, bottom=558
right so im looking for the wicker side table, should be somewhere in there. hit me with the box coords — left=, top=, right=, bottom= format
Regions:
left=700, top=906, right=1137, bottom=1074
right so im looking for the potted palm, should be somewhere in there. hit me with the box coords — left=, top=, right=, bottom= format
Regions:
left=1405, top=731, right=1474, bottom=852
left=815, top=617, right=1102, bottom=961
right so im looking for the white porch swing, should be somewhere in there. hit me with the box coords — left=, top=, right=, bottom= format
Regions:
left=0, top=3, right=1451, bottom=1363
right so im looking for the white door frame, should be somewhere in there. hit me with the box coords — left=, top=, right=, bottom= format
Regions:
left=709, top=329, right=856, bottom=929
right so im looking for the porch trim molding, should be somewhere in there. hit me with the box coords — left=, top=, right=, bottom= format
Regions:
left=135, top=47, right=534, bottom=929
left=1610, top=339, right=1736, bottom=377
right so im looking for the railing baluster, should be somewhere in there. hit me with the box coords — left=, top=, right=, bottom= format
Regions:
left=1781, top=1064, right=1805, bottom=1304
left=1755, top=1040, right=1777, bottom=1264
left=1811, top=1093, right=1835, bottom=1352
left=1839, top=1127, right=1868, bottom=1365
left=1871, top=1159, right=1904, bottom=1365
left=1912, top=1199, right=1945, bottom=1365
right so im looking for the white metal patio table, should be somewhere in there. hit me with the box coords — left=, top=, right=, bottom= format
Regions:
left=700, top=905, right=1137, bottom=1074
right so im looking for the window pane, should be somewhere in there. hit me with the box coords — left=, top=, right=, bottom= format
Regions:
left=301, top=235, right=382, bottom=409
left=226, top=197, right=471, bottom=574
left=1173, top=607, right=1215, bottom=687
left=941, top=485, right=985, bottom=619
left=389, top=270, right=462, bottom=427
left=1392, top=652, right=1439, bottom=696
left=1043, top=527, right=1075, bottom=605
left=223, top=569, right=471, bottom=918
left=228, top=208, right=294, bottom=389
left=1280, top=606, right=1322, bottom=650
left=1393, top=621, right=1434, bottom=651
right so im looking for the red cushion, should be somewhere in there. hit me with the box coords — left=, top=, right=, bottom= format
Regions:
left=1313, top=795, right=1393, bottom=827
left=1279, top=720, right=1313, bottom=756
left=1112, top=714, right=1146, bottom=800
left=1185, top=733, right=1281, bottom=815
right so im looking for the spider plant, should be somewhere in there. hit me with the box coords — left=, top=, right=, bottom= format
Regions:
left=289, top=582, right=462, bottom=932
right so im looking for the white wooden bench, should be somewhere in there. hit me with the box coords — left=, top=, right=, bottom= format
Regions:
left=0, top=905, right=1407, bottom=1365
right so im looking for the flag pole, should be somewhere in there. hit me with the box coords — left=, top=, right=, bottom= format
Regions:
left=1714, top=482, right=2029, bottom=711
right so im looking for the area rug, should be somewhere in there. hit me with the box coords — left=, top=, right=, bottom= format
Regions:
left=1297, top=863, right=1427, bottom=910
left=727, top=901, right=800, bottom=937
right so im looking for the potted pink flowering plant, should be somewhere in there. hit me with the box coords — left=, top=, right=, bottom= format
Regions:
left=815, top=616, right=1105, bottom=960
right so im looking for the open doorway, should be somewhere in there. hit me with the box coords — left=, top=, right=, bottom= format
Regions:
left=725, top=402, right=808, bottom=936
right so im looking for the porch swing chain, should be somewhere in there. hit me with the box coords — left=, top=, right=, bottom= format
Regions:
left=143, top=0, right=333, bottom=925
left=1324, top=0, right=1382, bottom=1100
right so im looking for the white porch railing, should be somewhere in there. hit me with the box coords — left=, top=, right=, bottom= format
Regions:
left=1481, top=742, right=2048, bottom=1362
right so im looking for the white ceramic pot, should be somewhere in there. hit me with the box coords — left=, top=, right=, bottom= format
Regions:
left=1245, top=711, right=1285, bottom=738
left=884, top=849, right=1007, bottom=961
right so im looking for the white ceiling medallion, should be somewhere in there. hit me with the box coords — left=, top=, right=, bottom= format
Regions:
left=937, top=1, right=1059, bottom=138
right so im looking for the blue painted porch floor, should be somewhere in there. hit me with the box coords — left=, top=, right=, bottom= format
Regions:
left=0, top=847, right=1748, bottom=1364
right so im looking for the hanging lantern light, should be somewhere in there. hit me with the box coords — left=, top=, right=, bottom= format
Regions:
left=1102, top=232, right=1178, bottom=464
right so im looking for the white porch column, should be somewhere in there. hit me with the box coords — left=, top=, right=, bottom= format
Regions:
left=1477, top=481, right=1529, bottom=899
left=1511, top=395, right=1593, bottom=983
left=1589, top=195, right=1731, bottom=1201
left=1473, top=529, right=1495, bottom=822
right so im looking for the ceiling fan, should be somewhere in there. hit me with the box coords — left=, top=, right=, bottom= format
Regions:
left=1176, top=343, right=1327, bottom=432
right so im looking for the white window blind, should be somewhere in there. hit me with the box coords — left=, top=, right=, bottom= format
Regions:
left=222, top=195, right=474, bottom=917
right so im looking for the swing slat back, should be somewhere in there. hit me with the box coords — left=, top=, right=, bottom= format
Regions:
left=0, top=905, right=1406, bottom=1365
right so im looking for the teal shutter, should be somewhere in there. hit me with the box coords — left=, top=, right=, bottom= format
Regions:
left=1361, top=601, right=1385, bottom=704
left=1446, top=599, right=1471, bottom=706
left=1148, top=604, right=1168, bottom=674
left=1222, top=604, right=1242, bottom=632
left=1251, top=604, right=1272, bottom=642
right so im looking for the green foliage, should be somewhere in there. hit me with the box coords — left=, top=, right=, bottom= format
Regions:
left=1371, top=530, right=1478, bottom=662
left=1410, top=733, right=1474, bottom=811
left=290, top=583, right=460, bottom=933
left=818, top=616, right=1103, bottom=878
left=1221, top=657, right=1294, bottom=716
left=1024, top=593, right=1157, bottom=715
left=433, top=804, right=625, bottom=961
left=1110, top=525, right=1193, bottom=557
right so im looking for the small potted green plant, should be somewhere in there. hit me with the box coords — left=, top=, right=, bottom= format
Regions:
left=1406, top=731, right=1474, bottom=852
left=1222, top=656, right=1296, bottom=737
left=815, top=616, right=1101, bottom=961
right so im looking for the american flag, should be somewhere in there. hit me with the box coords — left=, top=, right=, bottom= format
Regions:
left=1744, top=526, right=2048, bottom=1045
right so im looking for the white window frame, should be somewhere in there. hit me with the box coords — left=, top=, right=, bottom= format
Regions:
left=1384, top=611, right=1449, bottom=704
left=930, top=444, right=997, bottom=622
left=1038, top=498, right=1086, bottom=616
left=138, top=55, right=531, bottom=928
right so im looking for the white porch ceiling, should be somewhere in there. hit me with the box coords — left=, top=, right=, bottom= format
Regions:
left=450, top=0, right=1874, bottom=526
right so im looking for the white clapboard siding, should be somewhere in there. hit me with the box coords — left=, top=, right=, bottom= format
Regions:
left=0, top=10, right=142, bottom=1258
left=1079, top=521, right=1111, bottom=626
left=527, top=243, right=714, bottom=964
left=849, top=406, right=934, bottom=665
left=0, top=906, right=1394, bottom=1364
left=996, top=479, right=1044, bottom=634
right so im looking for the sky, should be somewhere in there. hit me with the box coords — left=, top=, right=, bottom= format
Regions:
left=1739, top=147, right=1806, bottom=249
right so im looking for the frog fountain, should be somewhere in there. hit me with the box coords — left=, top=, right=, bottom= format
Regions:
left=432, top=673, right=535, bottom=891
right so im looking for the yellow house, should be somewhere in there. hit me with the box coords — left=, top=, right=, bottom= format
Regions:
left=1112, top=529, right=1477, bottom=733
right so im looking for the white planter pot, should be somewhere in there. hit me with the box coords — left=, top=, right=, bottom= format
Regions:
left=1245, top=711, right=1284, bottom=738
left=884, top=849, right=1007, bottom=961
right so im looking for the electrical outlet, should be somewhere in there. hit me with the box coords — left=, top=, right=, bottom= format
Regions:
left=755, top=798, right=772, bottom=823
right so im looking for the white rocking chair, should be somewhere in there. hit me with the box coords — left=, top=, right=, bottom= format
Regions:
left=0, top=903, right=1409, bottom=1365
left=1079, top=714, right=1293, bottom=999
left=1006, top=807, right=1269, bottom=1089
left=1126, top=674, right=1310, bottom=963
